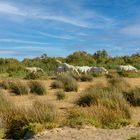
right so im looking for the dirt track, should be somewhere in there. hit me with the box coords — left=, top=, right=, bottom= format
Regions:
left=31, top=126, right=140, bottom=140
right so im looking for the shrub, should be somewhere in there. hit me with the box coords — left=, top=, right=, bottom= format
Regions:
left=51, top=81, right=63, bottom=89
left=9, top=80, right=30, bottom=95
left=68, top=103, right=130, bottom=129
left=128, top=134, right=140, bottom=140
left=29, top=81, right=47, bottom=95
left=69, top=73, right=80, bottom=81
left=1, top=98, right=58, bottom=139
left=54, top=75, right=78, bottom=92
left=0, top=79, right=12, bottom=89
left=25, top=72, right=43, bottom=80
left=123, top=87, right=140, bottom=106
left=107, top=77, right=130, bottom=92
left=64, top=78, right=78, bottom=92
left=56, top=90, right=66, bottom=100
left=76, top=93, right=98, bottom=107
left=118, top=71, right=139, bottom=78
left=74, top=86, right=131, bottom=128
left=80, top=74, right=93, bottom=82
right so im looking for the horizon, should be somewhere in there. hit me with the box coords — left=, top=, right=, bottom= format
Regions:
left=0, top=0, right=140, bottom=59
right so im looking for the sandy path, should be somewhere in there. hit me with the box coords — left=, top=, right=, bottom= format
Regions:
left=31, top=126, right=140, bottom=140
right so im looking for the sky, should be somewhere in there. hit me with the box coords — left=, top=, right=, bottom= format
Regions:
left=0, top=0, right=140, bottom=59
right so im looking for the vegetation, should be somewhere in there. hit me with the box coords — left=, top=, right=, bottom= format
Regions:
left=0, top=50, right=139, bottom=78
left=128, top=134, right=140, bottom=140
left=72, top=83, right=131, bottom=128
left=56, top=90, right=66, bottom=100
left=123, top=87, right=140, bottom=106
left=29, top=81, right=47, bottom=95
left=52, top=74, right=78, bottom=92
left=1, top=79, right=30, bottom=95
left=0, top=50, right=140, bottom=138
left=0, top=93, right=58, bottom=139
left=80, top=74, right=93, bottom=82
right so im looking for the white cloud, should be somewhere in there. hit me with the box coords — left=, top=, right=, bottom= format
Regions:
left=0, top=2, right=113, bottom=28
left=0, top=39, right=48, bottom=45
left=120, top=24, right=140, bottom=36
left=0, top=3, right=25, bottom=16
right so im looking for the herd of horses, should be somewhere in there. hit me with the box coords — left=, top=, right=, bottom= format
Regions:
left=25, top=60, right=138, bottom=75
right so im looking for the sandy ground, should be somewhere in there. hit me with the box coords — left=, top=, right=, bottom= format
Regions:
left=31, top=126, right=140, bottom=140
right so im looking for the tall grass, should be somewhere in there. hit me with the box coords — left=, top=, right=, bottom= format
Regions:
left=52, top=74, right=78, bottom=92
left=72, top=80, right=131, bottom=128
left=123, top=87, right=140, bottom=106
left=1, top=79, right=30, bottom=95
left=29, top=81, right=47, bottom=95
left=0, top=93, right=58, bottom=139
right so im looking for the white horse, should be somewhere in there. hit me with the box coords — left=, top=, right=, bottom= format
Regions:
left=25, top=67, right=44, bottom=73
left=90, top=67, right=108, bottom=74
left=117, top=65, right=138, bottom=72
left=76, top=66, right=92, bottom=74
left=56, top=60, right=80, bottom=75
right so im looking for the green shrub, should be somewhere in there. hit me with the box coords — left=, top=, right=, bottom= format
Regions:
left=118, top=71, right=140, bottom=78
left=74, top=86, right=131, bottom=128
left=68, top=103, right=130, bottom=129
left=123, top=87, right=140, bottom=106
left=25, top=72, right=44, bottom=80
left=56, top=90, right=66, bottom=100
left=10, top=80, right=30, bottom=95
left=29, top=81, right=47, bottom=95
left=80, top=74, right=93, bottom=82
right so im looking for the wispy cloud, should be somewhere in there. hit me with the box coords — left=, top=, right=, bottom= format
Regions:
left=38, top=32, right=74, bottom=40
left=0, top=39, right=48, bottom=45
left=0, top=2, right=114, bottom=28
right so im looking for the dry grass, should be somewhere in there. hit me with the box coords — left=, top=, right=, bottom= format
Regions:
left=1, top=77, right=140, bottom=138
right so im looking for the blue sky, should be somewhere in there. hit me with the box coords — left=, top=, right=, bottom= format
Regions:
left=0, top=0, right=140, bottom=59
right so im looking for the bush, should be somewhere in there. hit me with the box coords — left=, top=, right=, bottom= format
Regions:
left=29, top=81, right=47, bottom=95
left=9, top=80, right=30, bottom=95
left=80, top=74, right=93, bottom=82
left=118, top=71, right=140, bottom=78
left=107, top=77, right=130, bottom=92
left=53, top=75, right=78, bottom=92
left=25, top=72, right=44, bottom=80
left=123, top=87, right=140, bottom=106
left=128, top=134, right=140, bottom=140
left=0, top=79, right=12, bottom=89
left=74, top=86, right=131, bottom=128
left=76, top=93, right=98, bottom=107
left=1, top=97, right=58, bottom=139
left=51, top=81, right=63, bottom=89
left=56, top=90, right=66, bottom=100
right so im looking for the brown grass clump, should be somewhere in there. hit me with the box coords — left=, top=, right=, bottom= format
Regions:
left=29, top=81, right=47, bottom=95
left=80, top=74, right=93, bottom=82
left=52, top=74, right=78, bottom=92
left=73, top=80, right=131, bottom=128
left=0, top=94, right=58, bottom=139
left=1, top=79, right=30, bottom=95
left=56, top=90, right=66, bottom=100
left=123, top=87, right=140, bottom=106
